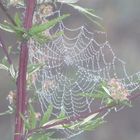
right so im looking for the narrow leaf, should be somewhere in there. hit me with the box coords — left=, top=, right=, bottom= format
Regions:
left=29, top=14, right=69, bottom=36
left=14, top=13, right=22, bottom=27
left=81, top=118, right=105, bottom=131
left=83, top=12, right=104, bottom=30
left=2, top=57, right=10, bottom=67
left=9, top=65, right=16, bottom=79
left=29, top=103, right=37, bottom=129
left=0, top=23, right=15, bottom=33
left=28, top=63, right=44, bottom=76
left=19, top=112, right=30, bottom=130
left=102, top=86, right=111, bottom=96
left=80, top=113, right=99, bottom=125
left=0, top=63, right=9, bottom=71
left=40, top=104, right=53, bottom=126
left=57, top=0, right=79, bottom=3
left=68, top=4, right=102, bottom=20
left=57, top=110, right=66, bottom=119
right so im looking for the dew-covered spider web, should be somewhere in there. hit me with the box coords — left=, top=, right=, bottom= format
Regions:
left=28, top=3, right=140, bottom=139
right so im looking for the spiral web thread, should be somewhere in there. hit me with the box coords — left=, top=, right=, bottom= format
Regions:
left=28, top=4, right=140, bottom=139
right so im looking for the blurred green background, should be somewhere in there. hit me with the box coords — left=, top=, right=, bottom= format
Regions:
left=0, top=0, right=140, bottom=139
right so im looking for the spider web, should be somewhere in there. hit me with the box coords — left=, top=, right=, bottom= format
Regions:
left=28, top=4, right=140, bottom=139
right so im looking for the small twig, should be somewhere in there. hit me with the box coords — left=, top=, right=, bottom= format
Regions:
left=28, top=92, right=140, bottom=137
left=0, top=1, right=16, bottom=26
left=0, top=35, right=12, bottom=64
left=0, top=109, right=13, bottom=116
left=0, top=1, right=14, bottom=65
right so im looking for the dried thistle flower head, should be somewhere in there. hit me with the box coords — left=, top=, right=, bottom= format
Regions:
left=35, top=112, right=41, bottom=120
left=107, top=78, right=129, bottom=101
left=7, top=91, right=16, bottom=105
left=35, top=4, right=54, bottom=24
left=43, top=80, right=56, bottom=90
left=39, top=4, right=54, bottom=15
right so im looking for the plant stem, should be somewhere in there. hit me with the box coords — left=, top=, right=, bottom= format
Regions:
left=28, top=92, right=140, bottom=136
left=0, top=35, right=12, bottom=64
left=14, top=1, right=36, bottom=140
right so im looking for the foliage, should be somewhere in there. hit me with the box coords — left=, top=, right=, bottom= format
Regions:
left=0, top=13, right=69, bottom=43
left=0, top=0, right=136, bottom=140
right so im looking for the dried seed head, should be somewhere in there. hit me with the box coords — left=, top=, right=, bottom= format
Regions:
left=34, top=4, right=54, bottom=29
left=39, top=4, right=54, bottom=15
left=43, top=80, right=55, bottom=90
left=35, top=112, right=41, bottom=120
left=107, top=78, right=129, bottom=101
left=7, top=91, right=16, bottom=105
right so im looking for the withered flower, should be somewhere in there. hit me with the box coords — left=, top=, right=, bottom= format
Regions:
left=7, top=91, right=16, bottom=105
left=35, top=112, right=41, bottom=120
left=39, top=4, right=54, bottom=15
left=107, top=78, right=129, bottom=101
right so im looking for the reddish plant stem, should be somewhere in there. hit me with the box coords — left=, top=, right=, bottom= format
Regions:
left=14, top=1, right=36, bottom=140
left=28, top=92, right=140, bottom=136
left=0, top=36, right=12, bottom=64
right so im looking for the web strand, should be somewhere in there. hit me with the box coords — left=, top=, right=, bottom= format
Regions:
left=28, top=4, right=140, bottom=139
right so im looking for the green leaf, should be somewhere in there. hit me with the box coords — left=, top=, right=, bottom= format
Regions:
left=57, top=0, right=79, bottom=3
left=57, top=109, right=66, bottom=119
left=9, top=65, right=16, bottom=79
left=85, top=8, right=95, bottom=13
left=82, top=12, right=104, bottom=30
left=0, top=109, right=13, bottom=116
left=2, top=57, right=10, bottom=67
left=67, top=113, right=99, bottom=130
left=81, top=117, right=105, bottom=131
left=104, top=98, right=115, bottom=106
left=66, top=3, right=104, bottom=29
left=0, top=22, right=26, bottom=39
left=0, top=23, right=15, bottom=33
left=80, top=113, right=99, bottom=126
left=10, top=24, right=25, bottom=33
left=120, top=100, right=132, bottom=107
left=31, top=33, right=50, bottom=44
left=9, top=25, right=25, bottom=39
left=102, top=86, right=111, bottom=96
left=29, top=14, right=69, bottom=36
left=14, top=13, right=22, bottom=27
left=42, top=117, right=67, bottom=129
left=27, top=63, right=44, bottom=76
left=0, top=57, right=10, bottom=71
left=68, top=4, right=102, bottom=20
left=0, top=63, right=9, bottom=71
left=29, top=103, right=37, bottom=129
left=32, top=31, right=64, bottom=44
left=19, top=112, right=30, bottom=130
left=40, top=104, right=53, bottom=126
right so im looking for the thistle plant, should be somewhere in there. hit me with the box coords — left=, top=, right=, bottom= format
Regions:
left=0, top=0, right=140, bottom=140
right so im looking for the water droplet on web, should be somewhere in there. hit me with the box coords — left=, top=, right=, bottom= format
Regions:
left=28, top=4, right=140, bottom=139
